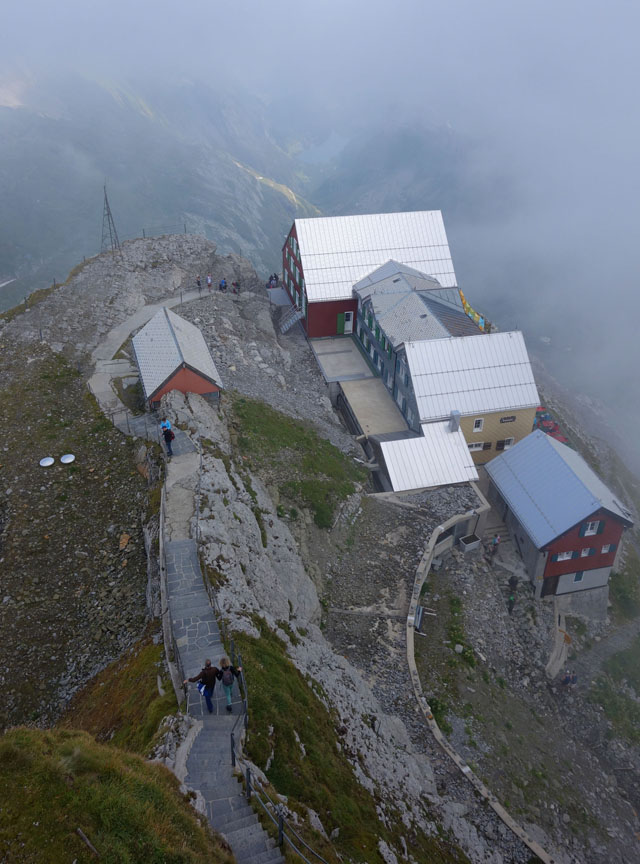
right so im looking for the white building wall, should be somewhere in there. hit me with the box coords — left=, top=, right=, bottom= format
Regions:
left=556, top=566, right=611, bottom=595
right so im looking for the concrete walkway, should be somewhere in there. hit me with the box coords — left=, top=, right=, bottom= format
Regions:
left=88, top=291, right=284, bottom=864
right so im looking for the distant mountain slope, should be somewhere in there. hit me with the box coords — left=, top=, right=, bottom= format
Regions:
left=0, top=74, right=320, bottom=310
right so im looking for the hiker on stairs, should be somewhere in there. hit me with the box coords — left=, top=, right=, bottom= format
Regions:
left=218, top=656, right=242, bottom=713
left=184, top=659, right=219, bottom=714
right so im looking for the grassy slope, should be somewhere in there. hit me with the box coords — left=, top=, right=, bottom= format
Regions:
left=0, top=727, right=234, bottom=864
left=228, top=394, right=366, bottom=528
left=59, top=630, right=178, bottom=755
left=0, top=343, right=150, bottom=729
left=234, top=617, right=468, bottom=864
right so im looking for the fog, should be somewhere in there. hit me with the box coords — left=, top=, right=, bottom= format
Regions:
left=3, top=0, right=639, bottom=469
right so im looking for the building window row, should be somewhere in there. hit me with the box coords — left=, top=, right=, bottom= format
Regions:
left=468, top=442, right=492, bottom=452
left=552, top=543, right=615, bottom=563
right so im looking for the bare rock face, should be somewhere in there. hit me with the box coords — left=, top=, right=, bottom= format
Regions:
left=1, top=234, right=262, bottom=358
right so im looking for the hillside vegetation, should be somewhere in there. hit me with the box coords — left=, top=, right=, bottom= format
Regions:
left=0, top=727, right=234, bottom=864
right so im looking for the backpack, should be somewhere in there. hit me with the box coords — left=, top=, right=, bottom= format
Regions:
left=221, top=667, right=234, bottom=686
left=170, top=430, right=175, bottom=440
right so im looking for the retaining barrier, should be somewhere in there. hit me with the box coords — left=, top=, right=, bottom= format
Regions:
left=406, top=483, right=559, bottom=864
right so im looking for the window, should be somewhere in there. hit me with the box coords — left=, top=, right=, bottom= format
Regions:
left=496, top=437, right=515, bottom=451
left=473, top=418, right=484, bottom=432
left=367, top=314, right=373, bottom=328
left=557, top=551, right=573, bottom=561
left=403, top=372, right=409, bottom=387
left=573, top=571, right=584, bottom=583
left=584, top=521, right=599, bottom=536
left=388, top=345, right=393, bottom=359
left=375, top=325, right=380, bottom=340
left=406, top=407, right=414, bottom=425
left=581, top=548, right=591, bottom=558
left=468, top=442, right=485, bottom=452
left=601, top=544, right=611, bottom=554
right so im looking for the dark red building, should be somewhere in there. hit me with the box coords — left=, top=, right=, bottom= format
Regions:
left=486, top=430, right=633, bottom=599
left=282, top=211, right=457, bottom=339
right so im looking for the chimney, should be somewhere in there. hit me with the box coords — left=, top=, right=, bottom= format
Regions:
left=449, top=410, right=461, bottom=432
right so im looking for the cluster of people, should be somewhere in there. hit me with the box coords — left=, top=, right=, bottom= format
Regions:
left=184, top=657, right=243, bottom=713
left=561, top=668, right=578, bottom=692
left=267, top=273, right=279, bottom=289
left=194, top=274, right=240, bottom=293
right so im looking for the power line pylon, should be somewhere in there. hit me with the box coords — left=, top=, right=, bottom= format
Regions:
left=101, top=185, right=121, bottom=254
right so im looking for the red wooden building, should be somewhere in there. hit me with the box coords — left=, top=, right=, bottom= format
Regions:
left=132, top=308, right=223, bottom=408
left=282, top=211, right=457, bottom=339
left=486, top=430, right=633, bottom=599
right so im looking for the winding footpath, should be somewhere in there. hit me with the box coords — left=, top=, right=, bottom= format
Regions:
left=89, top=293, right=284, bottom=864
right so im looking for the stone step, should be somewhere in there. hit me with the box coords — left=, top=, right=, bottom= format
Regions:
left=240, top=847, right=285, bottom=864
left=225, top=833, right=276, bottom=861
left=210, top=808, right=257, bottom=833
left=223, top=821, right=268, bottom=846
left=191, top=779, right=244, bottom=799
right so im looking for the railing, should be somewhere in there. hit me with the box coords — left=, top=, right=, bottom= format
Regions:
left=230, top=734, right=329, bottom=864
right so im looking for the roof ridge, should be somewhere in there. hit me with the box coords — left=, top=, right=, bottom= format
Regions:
left=164, top=307, right=185, bottom=366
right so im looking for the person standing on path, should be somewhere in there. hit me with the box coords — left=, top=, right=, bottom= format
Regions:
left=206, top=273, right=212, bottom=291
left=160, top=416, right=171, bottom=433
left=162, top=424, right=174, bottom=458
left=196, top=275, right=202, bottom=292
left=184, top=659, right=219, bottom=714
left=218, top=656, right=242, bottom=713
left=490, top=534, right=501, bottom=560
left=507, top=593, right=516, bottom=615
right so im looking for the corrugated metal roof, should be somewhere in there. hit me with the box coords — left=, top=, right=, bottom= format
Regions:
left=485, top=429, right=633, bottom=548
left=421, top=296, right=481, bottom=337
left=405, top=331, right=539, bottom=421
left=354, top=261, right=478, bottom=345
left=380, top=421, right=478, bottom=491
left=132, top=308, right=222, bottom=401
left=295, top=211, right=457, bottom=303
left=370, top=291, right=450, bottom=343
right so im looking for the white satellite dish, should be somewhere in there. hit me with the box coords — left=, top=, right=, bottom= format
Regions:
left=39, top=456, right=55, bottom=467
left=60, top=454, right=75, bottom=464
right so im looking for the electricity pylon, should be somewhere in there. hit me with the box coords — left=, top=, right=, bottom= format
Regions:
left=101, top=185, right=121, bottom=254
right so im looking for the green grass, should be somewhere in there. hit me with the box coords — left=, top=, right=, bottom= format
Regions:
left=609, top=548, right=640, bottom=621
left=234, top=617, right=468, bottom=864
left=59, top=632, right=177, bottom=755
left=229, top=395, right=366, bottom=528
left=0, top=727, right=234, bottom=863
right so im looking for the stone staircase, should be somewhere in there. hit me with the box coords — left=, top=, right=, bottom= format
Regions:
left=165, top=539, right=284, bottom=864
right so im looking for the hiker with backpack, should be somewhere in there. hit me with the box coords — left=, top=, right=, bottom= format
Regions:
left=184, top=659, right=219, bottom=714
left=218, top=656, right=242, bottom=713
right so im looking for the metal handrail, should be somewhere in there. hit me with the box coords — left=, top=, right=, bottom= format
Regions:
left=230, top=737, right=330, bottom=864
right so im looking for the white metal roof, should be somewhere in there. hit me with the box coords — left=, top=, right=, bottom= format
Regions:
left=405, top=331, right=539, bottom=422
left=132, top=307, right=223, bottom=401
left=380, top=422, right=478, bottom=492
left=294, top=211, right=457, bottom=303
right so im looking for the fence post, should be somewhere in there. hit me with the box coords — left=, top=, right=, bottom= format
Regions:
left=230, top=732, right=236, bottom=767
left=246, top=766, right=252, bottom=801
left=277, top=814, right=284, bottom=847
